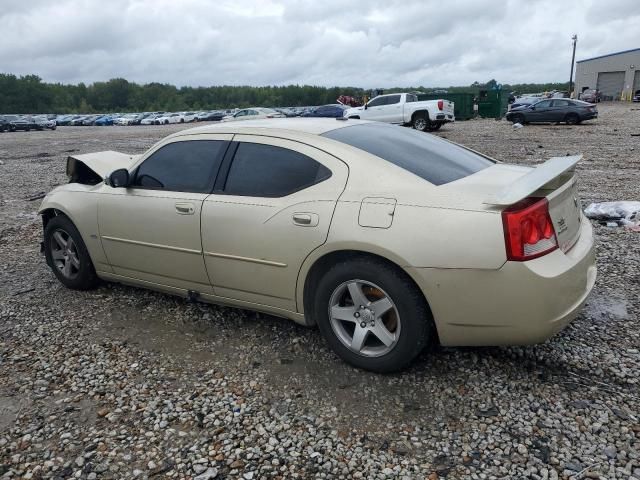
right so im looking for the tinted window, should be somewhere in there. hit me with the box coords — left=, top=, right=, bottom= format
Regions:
left=385, top=94, right=401, bottom=105
left=133, top=140, right=226, bottom=193
left=323, top=123, right=494, bottom=186
left=367, top=97, right=386, bottom=107
left=552, top=100, right=570, bottom=107
left=535, top=100, right=552, bottom=108
left=224, top=143, right=331, bottom=197
left=406, top=94, right=418, bottom=103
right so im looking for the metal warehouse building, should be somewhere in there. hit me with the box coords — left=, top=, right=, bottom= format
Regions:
left=574, top=47, right=640, bottom=101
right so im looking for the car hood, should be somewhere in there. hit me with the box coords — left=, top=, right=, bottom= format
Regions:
left=66, top=151, right=140, bottom=179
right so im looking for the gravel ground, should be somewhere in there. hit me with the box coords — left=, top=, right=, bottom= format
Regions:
left=1, top=104, right=639, bottom=479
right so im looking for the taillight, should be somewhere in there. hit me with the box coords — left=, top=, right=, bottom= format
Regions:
left=437, top=100, right=444, bottom=110
left=502, top=197, right=558, bottom=261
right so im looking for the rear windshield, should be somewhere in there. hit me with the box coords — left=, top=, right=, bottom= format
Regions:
left=322, top=123, right=494, bottom=185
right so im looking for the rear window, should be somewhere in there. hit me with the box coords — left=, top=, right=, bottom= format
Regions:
left=322, top=123, right=494, bottom=186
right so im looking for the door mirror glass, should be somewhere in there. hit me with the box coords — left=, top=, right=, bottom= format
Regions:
left=108, top=168, right=130, bottom=188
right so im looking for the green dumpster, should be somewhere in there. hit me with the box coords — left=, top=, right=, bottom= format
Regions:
left=416, top=92, right=475, bottom=120
left=476, top=89, right=510, bottom=119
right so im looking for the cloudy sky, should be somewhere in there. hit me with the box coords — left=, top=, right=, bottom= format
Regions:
left=1, top=0, right=638, bottom=88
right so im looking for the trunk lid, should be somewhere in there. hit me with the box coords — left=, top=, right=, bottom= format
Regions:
left=480, top=155, right=583, bottom=253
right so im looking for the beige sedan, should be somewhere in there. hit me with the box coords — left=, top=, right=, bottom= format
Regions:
left=39, top=119, right=596, bottom=372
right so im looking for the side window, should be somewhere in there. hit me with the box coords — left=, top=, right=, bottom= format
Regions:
left=132, top=140, right=226, bottom=193
left=406, top=94, right=417, bottom=103
left=367, top=97, right=386, bottom=107
left=536, top=100, right=552, bottom=108
left=224, top=143, right=332, bottom=197
left=385, top=94, right=401, bottom=105
left=235, top=110, right=246, bottom=117
left=552, top=100, right=570, bottom=107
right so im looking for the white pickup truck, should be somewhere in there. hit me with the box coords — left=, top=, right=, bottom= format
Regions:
left=343, top=93, right=454, bottom=131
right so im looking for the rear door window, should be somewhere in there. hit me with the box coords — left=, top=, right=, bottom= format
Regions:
left=385, top=94, right=401, bottom=105
left=322, top=123, right=494, bottom=186
left=224, top=143, right=331, bottom=197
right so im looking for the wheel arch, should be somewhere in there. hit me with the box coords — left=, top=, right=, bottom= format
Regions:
left=298, top=247, right=436, bottom=334
left=411, top=109, right=430, bottom=121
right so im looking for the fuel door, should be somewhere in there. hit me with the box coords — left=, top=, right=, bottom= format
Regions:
left=358, top=197, right=397, bottom=229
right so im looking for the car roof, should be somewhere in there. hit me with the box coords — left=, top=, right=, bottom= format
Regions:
left=174, top=118, right=367, bottom=137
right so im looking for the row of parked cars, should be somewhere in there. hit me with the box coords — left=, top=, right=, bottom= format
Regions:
left=0, top=115, right=57, bottom=132
left=56, top=110, right=231, bottom=126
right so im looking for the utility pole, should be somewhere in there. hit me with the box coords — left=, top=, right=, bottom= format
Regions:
left=569, top=34, right=577, bottom=98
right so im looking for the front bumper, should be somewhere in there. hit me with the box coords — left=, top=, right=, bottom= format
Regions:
left=407, top=217, right=596, bottom=346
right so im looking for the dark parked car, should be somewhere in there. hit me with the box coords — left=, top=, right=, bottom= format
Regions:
left=579, top=89, right=601, bottom=103
left=506, top=99, right=597, bottom=125
left=0, top=116, right=9, bottom=132
left=633, top=90, right=640, bottom=103
left=4, top=115, right=37, bottom=131
left=196, top=111, right=225, bottom=121
left=302, top=104, right=348, bottom=118
left=33, top=116, right=57, bottom=130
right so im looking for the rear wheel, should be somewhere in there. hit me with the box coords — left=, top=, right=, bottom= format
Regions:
left=412, top=112, right=429, bottom=132
left=313, top=258, right=432, bottom=373
left=565, top=113, right=580, bottom=125
left=44, top=215, right=99, bottom=290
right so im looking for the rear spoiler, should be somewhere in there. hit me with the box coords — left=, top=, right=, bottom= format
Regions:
left=483, top=155, right=582, bottom=206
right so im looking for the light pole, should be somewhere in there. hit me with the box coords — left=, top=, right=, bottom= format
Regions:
left=569, top=34, right=577, bottom=98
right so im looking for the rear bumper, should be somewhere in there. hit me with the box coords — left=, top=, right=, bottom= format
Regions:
left=408, top=217, right=596, bottom=346
left=435, top=113, right=455, bottom=122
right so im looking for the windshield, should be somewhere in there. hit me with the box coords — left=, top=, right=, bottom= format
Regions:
left=322, top=123, right=494, bottom=186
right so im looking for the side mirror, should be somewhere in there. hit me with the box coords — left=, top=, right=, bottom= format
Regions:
left=107, top=168, right=130, bottom=188
left=530, top=105, right=535, bottom=110
left=364, top=104, right=368, bottom=110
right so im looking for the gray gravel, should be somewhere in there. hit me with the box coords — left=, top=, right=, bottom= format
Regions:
left=1, top=104, right=639, bottom=479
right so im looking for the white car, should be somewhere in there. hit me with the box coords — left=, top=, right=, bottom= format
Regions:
left=156, top=113, right=185, bottom=125
left=140, top=114, right=163, bottom=125
left=115, top=114, right=137, bottom=126
left=222, top=108, right=285, bottom=122
left=181, top=112, right=198, bottom=123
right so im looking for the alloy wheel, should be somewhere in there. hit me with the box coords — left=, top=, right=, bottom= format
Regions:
left=50, top=229, right=81, bottom=279
left=413, top=117, right=427, bottom=131
left=328, top=280, right=401, bottom=357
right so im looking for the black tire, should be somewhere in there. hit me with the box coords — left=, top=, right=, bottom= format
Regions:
left=565, top=113, right=580, bottom=125
left=512, top=113, right=525, bottom=124
left=412, top=112, right=430, bottom=132
left=26, top=127, right=31, bottom=132
left=429, top=122, right=443, bottom=131
left=313, top=257, right=433, bottom=373
left=44, top=215, right=99, bottom=290
left=52, top=125, right=57, bottom=130
left=180, top=118, right=184, bottom=123
left=348, top=115, right=360, bottom=120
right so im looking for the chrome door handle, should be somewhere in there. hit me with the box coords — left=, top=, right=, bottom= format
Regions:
left=175, top=202, right=195, bottom=215
left=292, top=213, right=319, bottom=227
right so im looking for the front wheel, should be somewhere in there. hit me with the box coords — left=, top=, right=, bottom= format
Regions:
left=44, top=215, right=99, bottom=290
left=511, top=113, right=525, bottom=124
left=313, top=258, right=432, bottom=372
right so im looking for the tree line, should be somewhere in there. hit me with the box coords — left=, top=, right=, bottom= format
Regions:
left=0, top=73, right=570, bottom=114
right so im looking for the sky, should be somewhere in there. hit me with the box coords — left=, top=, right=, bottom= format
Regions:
left=1, top=0, right=639, bottom=88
